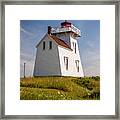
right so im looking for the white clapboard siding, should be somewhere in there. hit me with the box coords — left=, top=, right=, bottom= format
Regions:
left=33, top=35, right=61, bottom=76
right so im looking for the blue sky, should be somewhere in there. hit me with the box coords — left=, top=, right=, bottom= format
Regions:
left=20, top=20, right=100, bottom=77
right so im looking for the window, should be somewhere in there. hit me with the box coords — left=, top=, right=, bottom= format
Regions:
left=75, top=60, right=79, bottom=72
left=64, top=56, right=68, bottom=70
left=75, top=43, right=76, bottom=53
left=73, top=42, right=76, bottom=54
left=72, top=42, right=74, bottom=49
left=49, top=41, right=52, bottom=49
left=43, top=41, right=45, bottom=50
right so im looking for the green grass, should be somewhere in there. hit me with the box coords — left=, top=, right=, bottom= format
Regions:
left=20, top=76, right=100, bottom=100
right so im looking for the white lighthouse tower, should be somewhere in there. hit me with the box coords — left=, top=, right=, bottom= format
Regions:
left=33, top=21, right=84, bottom=77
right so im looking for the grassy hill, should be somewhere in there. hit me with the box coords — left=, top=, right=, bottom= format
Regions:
left=20, top=76, right=100, bottom=100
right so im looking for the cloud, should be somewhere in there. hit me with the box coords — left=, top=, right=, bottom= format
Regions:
left=20, top=52, right=34, bottom=62
left=81, top=48, right=100, bottom=76
left=20, top=27, right=34, bottom=36
left=87, top=42, right=94, bottom=48
left=83, top=59, right=100, bottom=76
left=84, top=65, right=100, bottom=76
left=20, top=61, right=34, bottom=77
left=20, top=52, right=35, bottom=77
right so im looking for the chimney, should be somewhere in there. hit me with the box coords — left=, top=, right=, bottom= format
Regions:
left=48, top=26, right=52, bottom=34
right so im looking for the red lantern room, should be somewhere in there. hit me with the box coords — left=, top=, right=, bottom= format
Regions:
left=61, top=20, right=71, bottom=28
left=50, top=20, right=81, bottom=37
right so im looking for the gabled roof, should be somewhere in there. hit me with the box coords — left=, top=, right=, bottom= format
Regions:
left=48, top=34, right=72, bottom=50
left=36, top=33, right=72, bottom=51
left=36, top=34, right=48, bottom=47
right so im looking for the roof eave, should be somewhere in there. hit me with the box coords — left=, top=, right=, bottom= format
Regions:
left=58, top=45, right=73, bottom=51
left=36, top=33, right=47, bottom=48
left=48, top=34, right=72, bottom=51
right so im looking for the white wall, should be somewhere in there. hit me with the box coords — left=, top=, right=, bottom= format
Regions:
left=58, top=36, right=84, bottom=77
left=33, top=35, right=61, bottom=76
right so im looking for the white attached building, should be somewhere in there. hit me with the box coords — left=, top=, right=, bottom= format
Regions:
left=33, top=21, right=84, bottom=77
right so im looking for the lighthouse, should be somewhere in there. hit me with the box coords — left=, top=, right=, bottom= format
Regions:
left=33, top=21, right=84, bottom=77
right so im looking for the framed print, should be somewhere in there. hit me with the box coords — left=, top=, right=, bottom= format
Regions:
left=0, top=0, right=120, bottom=119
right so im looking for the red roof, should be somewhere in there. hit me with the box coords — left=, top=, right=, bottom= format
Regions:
left=48, top=34, right=72, bottom=50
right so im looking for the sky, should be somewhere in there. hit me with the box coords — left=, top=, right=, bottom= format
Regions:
left=20, top=20, right=100, bottom=77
